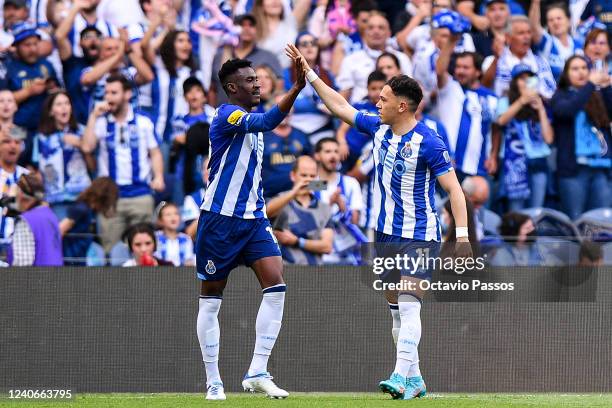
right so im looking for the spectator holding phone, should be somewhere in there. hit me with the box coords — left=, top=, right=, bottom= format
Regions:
left=494, top=64, right=554, bottom=211
left=551, top=55, right=612, bottom=220
left=267, top=155, right=333, bottom=265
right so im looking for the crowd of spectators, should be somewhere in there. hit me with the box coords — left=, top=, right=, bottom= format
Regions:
left=0, top=0, right=608, bottom=266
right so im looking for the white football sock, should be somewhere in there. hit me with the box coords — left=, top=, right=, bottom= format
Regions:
left=197, top=296, right=222, bottom=385
left=248, top=284, right=286, bottom=376
left=394, top=293, right=422, bottom=378
left=388, top=303, right=400, bottom=345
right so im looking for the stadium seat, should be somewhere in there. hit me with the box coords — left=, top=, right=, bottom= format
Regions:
left=109, top=242, right=131, bottom=266
left=86, top=242, right=107, bottom=267
left=575, top=208, right=612, bottom=242
left=519, top=207, right=580, bottom=239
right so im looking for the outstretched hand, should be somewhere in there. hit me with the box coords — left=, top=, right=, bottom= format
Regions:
left=285, top=44, right=311, bottom=82
left=294, top=53, right=307, bottom=89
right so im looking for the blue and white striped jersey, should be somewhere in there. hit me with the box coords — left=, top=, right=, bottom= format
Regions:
left=93, top=108, right=159, bottom=198
left=201, top=104, right=286, bottom=219
left=354, top=113, right=454, bottom=240
left=436, top=78, right=498, bottom=176
left=536, top=32, right=583, bottom=80
left=155, top=230, right=195, bottom=266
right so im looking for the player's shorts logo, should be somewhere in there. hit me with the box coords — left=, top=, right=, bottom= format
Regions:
left=400, top=142, right=412, bottom=158
left=205, top=260, right=217, bottom=275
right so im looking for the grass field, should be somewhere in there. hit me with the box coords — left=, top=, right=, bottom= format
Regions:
left=2, top=393, right=612, bottom=407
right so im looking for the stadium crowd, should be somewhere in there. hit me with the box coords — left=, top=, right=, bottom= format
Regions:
left=0, top=0, right=609, bottom=266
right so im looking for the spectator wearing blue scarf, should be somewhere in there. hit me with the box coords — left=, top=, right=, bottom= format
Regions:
left=495, top=64, right=554, bottom=211
left=551, top=55, right=612, bottom=220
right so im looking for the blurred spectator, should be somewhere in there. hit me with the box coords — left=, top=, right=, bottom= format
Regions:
left=32, top=90, right=92, bottom=219
left=153, top=30, right=205, bottom=146
left=57, top=25, right=101, bottom=123
left=482, top=15, right=556, bottom=98
left=394, top=0, right=434, bottom=52
left=171, top=77, right=212, bottom=196
left=337, top=70, right=385, bottom=171
left=1, top=0, right=54, bottom=54
left=283, top=32, right=335, bottom=145
left=402, top=0, right=475, bottom=55
left=0, top=119, right=29, bottom=255
left=139, top=0, right=178, bottom=66
left=253, top=64, right=278, bottom=112
left=529, top=1, right=582, bottom=81
left=154, top=201, right=195, bottom=266
left=440, top=197, right=480, bottom=257
left=58, top=0, right=118, bottom=58
left=122, top=222, right=173, bottom=266
left=436, top=34, right=498, bottom=181
left=583, top=28, right=610, bottom=74
left=10, top=173, right=62, bottom=266
left=578, top=241, right=603, bottom=266
left=314, top=137, right=364, bottom=265
left=337, top=13, right=412, bottom=104
left=329, top=0, right=378, bottom=74
left=551, top=55, right=611, bottom=220
left=489, top=211, right=548, bottom=266
left=461, top=175, right=490, bottom=239
left=80, top=34, right=153, bottom=114
left=0, top=90, right=18, bottom=134
left=82, top=74, right=164, bottom=252
left=267, top=155, right=333, bottom=265
left=472, top=0, right=510, bottom=58
left=210, top=13, right=283, bottom=106
left=495, top=64, right=554, bottom=211
left=251, top=0, right=311, bottom=68
left=182, top=155, right=208, bottom=240
left=60, top=176, right=118, bottom=266
left=7, top=22, right=59, bottom=131
left=375, top=52, right=402, bottom=80
left=261, top=95, right=311, bottom=199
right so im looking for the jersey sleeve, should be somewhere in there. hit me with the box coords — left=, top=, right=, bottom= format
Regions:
left=353, top=112, right=381, bottom=138
left=425, top=135, right=454, bottom=177
left=216, top=104, right=287, bottom=135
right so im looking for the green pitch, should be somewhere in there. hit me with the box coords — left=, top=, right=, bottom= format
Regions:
left=2, top=393, right=612, bottom=407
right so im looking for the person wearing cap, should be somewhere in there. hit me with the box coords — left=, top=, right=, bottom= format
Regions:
left=9, top=173, right=63, bottom=266
left=209, top=13, right=282, bottom=106
left=0, top=122, right=29, bottom=257
left=492, top=63, right=554, bottom=211
left=1, top=0, right=53, bottom=55
left=435, top=30, right=498, bottom=182
left=471, top=0, right=510, bottom=58
left=6, top=21, right=58, bottom=132
left=481, top=15, right=556, bottom=98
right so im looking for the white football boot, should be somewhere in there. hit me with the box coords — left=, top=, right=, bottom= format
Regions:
left=242, top=372, right=289, bottom=399
left=206, top=381, right=226, bottom=400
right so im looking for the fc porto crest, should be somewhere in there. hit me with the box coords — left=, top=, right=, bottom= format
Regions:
left=400, top=142, right=412, bottom=159
left=205, top=260, right=216, bottom=275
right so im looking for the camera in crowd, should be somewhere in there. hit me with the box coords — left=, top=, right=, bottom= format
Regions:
left=0, top=195, right=19, bottom=218
left=432, top=10, right=472, bottom=35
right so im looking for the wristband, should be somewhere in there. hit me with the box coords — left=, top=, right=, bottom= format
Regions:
left=456, top=227, right=469, bottom=238
left=297, top=237, right=306, bottom=249
left=306, top=69, right=319, bottom=83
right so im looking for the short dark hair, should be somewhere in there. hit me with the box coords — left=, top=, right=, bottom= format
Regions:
left=218, top=59, right=252, bottom=95
left=367, top=70, right=387, bottom=85
left=455, top=51, right=484, bottom=71
left=386, top=75, right=423, bottom=112
left=106, top=73, right=131, bottom=91
left=124, top=223, right=157, bottom=253
left=183, top=76, right=206, bottom=96
left=351, top=0, right=378, bottom=18
left=314, top=137, right=339, bottom=153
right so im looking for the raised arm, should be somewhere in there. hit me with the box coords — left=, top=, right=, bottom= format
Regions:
left=436, top=32, right=459, bottom=90
left=528, top=0, right=544, bottom=45
left=286, top=44, right=358, bottom=126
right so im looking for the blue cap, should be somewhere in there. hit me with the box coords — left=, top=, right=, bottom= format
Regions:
left=511, top=63, right=536, bottom=79
left=431, top=10, right=472, bottom=34
left=11, top=21, right=40, bottom=45
left=484, top=0, right=508, bottom=7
